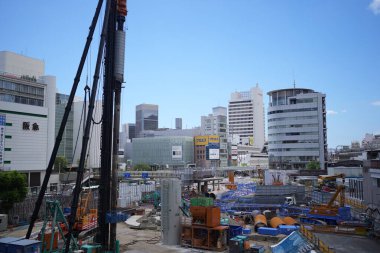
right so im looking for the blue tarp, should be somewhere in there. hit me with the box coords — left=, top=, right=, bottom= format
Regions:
left=271, top=231, right=314, bottom=253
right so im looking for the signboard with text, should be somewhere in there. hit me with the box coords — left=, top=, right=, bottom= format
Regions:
left=172, top=145, right=183, bottom=159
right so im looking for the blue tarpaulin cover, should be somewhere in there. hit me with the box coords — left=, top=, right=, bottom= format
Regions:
left=271, top=231, right=314, bottom=253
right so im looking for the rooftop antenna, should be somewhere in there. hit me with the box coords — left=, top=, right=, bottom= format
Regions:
left=292, top=70, right=296, bottom=89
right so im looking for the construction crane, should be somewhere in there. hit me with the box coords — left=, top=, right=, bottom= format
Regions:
left=25, top=1, right=128, bottom=252
left=301, top=185, right=350, bottom=225
left=317, top=173, right=345, bottom=192
left=309, top=185, right=346, bottom=216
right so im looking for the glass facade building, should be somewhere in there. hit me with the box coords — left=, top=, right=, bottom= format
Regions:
left=55, top=93, right=74, bottom=163
left=132, top=136, right=194, bottom=168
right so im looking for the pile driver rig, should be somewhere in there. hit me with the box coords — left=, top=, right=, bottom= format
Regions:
left=25, top=1, right=127, bottom=252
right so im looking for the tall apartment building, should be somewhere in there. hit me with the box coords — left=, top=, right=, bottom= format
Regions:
left=175, top=118, right=182, bottom=130
left=267, top=88, right=327, bottom=170
left=136, top=104, right=158, bottom=137
left=228, top=85, right=265, bottom=149
left=0, top=51, right=56, bottom=187
left=201, top=107, right=228, bottom=167
left=55, top=93, right=74, bottom=163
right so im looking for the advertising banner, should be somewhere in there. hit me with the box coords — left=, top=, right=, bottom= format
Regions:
left=208, top=148, right=220, bottom=160
left=172, top=145, right=182, bottom=159
left=194, top=136, right=208, bottom=146
left=195, top=135, right=220, bottom=146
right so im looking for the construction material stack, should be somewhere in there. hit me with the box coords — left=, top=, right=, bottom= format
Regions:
left=183, top=197, right=228, bottom=251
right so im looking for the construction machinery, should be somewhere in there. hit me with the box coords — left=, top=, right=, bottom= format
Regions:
left=226, top=171, right=237, bottom=190
left=73, top=189, right=97, bottom=232
left=25, top=1, right=128, bottom=252
left=317, top=173, right=345, bottom=192
left=272, top=174, right=283, bottom=186
left=301, top=185, right=351, bottom=225
left=39, top=200, right=78, bottom=253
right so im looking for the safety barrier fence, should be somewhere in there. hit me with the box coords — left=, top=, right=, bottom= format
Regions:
left=299, top=225, right=334, bottom=253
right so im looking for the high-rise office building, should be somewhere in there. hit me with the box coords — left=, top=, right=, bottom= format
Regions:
left=0, top=51, right=56, bottom=187
left=267, top=88, right=327, bottom=170
left=72, top=100, right=102, bottom=168
left=175, top=118, right=182, bottom=130
left=228, top=85, right=265, bottom=149
left=135, top=104, right=158, bottom=137
left=201, top=107, right=228, bottom=167
left=55, top=93, right=74, bottom=163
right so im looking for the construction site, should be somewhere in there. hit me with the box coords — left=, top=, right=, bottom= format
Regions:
left=1, top=1, right=380, bottom=253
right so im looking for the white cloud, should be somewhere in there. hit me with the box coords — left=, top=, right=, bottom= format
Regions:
left=372, top=100, right=380, bottom=106
left=369, top=0, right=380, bottom=14
left=327, top=110, right=338, bottom=115
left=341, top=109, right=347, bottom=113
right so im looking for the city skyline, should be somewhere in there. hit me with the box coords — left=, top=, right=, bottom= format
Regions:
left=1, top=0, right=379, bottom=148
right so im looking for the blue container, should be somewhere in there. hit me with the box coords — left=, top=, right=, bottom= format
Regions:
left=278, top=225, right=299, bottom=235
left=228, top=225, right=243, bottom=239
left=250, top=245, right=265, bottom=253
left=0, top=237, right=21, bottom=253
left=257, top=227, right=279, bottom=236
left=6, top=239, right=41, bottom=253
left=242, top=228, right=251, bottom=235
left=235, top=235, right=247, bottom=241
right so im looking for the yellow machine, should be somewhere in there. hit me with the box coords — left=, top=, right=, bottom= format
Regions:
left=318, top=173, right=345, bottom=192
left=73, top=189, right=97, bottom=231
left=309, top=185, right=345, bottom=216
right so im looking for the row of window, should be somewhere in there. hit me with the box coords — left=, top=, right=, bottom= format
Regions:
left=269, top=156, right=320, bottom=162
left=268, top=139, right=320, bottom=144
left=268, top=115, right=317, bottom=122
left=0, top=79, right=44, bottom=97
left=268, top=132, right=319, bottom=137
left=268, top=107, right=318, bottom=115
left=269, top=148, right=320, bottom=152
left=0, top=93, right=44, bottom=106
left=268, top=123, right=318, bottom=130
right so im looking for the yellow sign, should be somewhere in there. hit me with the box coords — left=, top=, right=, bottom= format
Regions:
left=195, top=135, right=208, bottom=146
left=249, top=136, right=254, bottom=146
left=208, top=135, right=220, bottom=144
left=194, top=135, right=220, bottom=146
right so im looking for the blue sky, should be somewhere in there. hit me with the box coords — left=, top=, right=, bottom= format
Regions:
left=1, top=0, right=380, bottom=148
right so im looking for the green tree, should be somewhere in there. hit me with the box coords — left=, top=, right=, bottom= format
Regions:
left=306, top=160, right=320, bottom=170
left=0, top=171, right=28, bottom=213
left=54, top=156, right=68, bottom=173
left=133, top=163, right=151, bottom=171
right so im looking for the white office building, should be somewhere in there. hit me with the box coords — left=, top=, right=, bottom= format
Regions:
left=228, top=85, right=265, bottom=149
left=0, top=51, right=56, bottom=187
left=201, top=106, right=228, bottom=167
left=72, top=99, right=102, bottom=169
left=267, top=88, right=327, bottom=170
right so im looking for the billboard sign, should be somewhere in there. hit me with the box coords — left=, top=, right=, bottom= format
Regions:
left=208, top=135, right=220, bottom=144
left=194, top=136, right=208, bottom=146
left=209, top=149, right=220, bottom=160
left=172, top=145, right=182, bottom=159
left=194, top=135, right=220, bottom=146
left=0, top=114, right=5, bottom=169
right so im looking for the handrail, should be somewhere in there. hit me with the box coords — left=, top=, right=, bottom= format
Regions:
left=300, top=225, right=334, bottom=253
